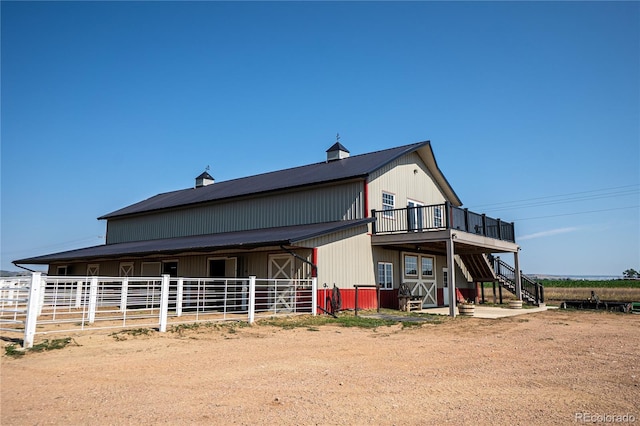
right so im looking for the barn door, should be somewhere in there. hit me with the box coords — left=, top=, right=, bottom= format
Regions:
left=268, top=255, right=295, bottom=311
left=403, top=253, right=437, bottom=308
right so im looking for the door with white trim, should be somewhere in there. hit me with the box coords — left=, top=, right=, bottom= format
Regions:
left=268, top=254, right=295, bottom=311
left=403, top=253, right=437, bottom=308
left=407, top=200, right=424, bottom=231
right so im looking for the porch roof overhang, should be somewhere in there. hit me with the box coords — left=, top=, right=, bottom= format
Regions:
left=371, top=228, right=519, bottom=255
left=14, top=219, right=374, bottom=265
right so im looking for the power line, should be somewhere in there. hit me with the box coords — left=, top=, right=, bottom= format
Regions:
left=482, top=189, right=638, bottom=213
left=468, top=184, right=640, bottom=210
left=514, top=205, right=639, bottom=221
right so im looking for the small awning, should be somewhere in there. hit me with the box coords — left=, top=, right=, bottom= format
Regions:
left=14, top=219, right=374, bottom=265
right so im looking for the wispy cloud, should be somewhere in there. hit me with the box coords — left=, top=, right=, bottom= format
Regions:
left=519, top=227, right=580, bottom=241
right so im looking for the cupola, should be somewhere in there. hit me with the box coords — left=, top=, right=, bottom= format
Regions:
left=326, top=134, right=350, bottom=162
left=195, top=170, right=214, bottom=188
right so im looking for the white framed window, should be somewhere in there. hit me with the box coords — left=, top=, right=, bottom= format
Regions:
left=421, top=257, right=434, bottom=277
left=404, top=255, right=418, bottom=277
left=377, top=262, right=393, bottom=290
left=56, top=265, right=70, bottom=276
left=382, top=192, right=395, bottom=218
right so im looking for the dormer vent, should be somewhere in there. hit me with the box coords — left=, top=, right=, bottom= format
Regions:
left=326, top=141, right=350, bottom=162
left=195, top=171, right=214, bottom=188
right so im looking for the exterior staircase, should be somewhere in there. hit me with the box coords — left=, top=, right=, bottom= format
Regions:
left=458, top=254, right=545, bottom=306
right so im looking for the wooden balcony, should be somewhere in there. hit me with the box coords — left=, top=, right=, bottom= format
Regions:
left=371, top=202, right=515, bottom=243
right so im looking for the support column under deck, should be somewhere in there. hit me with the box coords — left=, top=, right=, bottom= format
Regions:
left=514, top=250, right=522, bottom=301
left=446, top=237, right=456, bottom=318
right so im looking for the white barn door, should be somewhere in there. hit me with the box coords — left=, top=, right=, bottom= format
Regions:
left=268, top=255, right=295, bottom=312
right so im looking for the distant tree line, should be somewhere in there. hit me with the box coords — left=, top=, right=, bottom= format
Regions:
left=623, top=268, right=639, bottom=279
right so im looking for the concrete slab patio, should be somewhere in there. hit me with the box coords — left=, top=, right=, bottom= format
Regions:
left=421, top=304, right=551, bottom=319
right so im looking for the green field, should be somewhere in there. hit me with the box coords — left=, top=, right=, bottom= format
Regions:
left=536, top=279, right=640, bottom=288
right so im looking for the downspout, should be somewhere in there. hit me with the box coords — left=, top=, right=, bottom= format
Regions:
left=279, top=245, right=318, bottom=277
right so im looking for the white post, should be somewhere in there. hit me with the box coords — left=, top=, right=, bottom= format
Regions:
left=120, top=277, right=128, bottom=312
left=176, top=278, right=184, bottom=317
left=447, top=236, right=457, bottom=318
left=74, top=280, right=83, bottom=309
left=37, top=276, right=46, bottom=316
left=159, top=274, right=170, bottom=332
left=23, top=272, right=42, bottom=349
left=248, top=276, right=256, bottom=324
left=514, top=250, right=522, bottom=300
left=88, top=277, right=98, bottom=323
left=311, top=277, right=317, bottom=316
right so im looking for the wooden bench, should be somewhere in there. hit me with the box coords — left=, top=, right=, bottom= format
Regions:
left=406, top=298, right=423, bottom=312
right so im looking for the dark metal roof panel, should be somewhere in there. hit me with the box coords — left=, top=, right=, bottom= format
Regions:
left=14, top=219, right=374, bottom=264
left=99, top=142, right=428, bottom=219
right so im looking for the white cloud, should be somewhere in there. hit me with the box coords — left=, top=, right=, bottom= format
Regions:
left=518, top=227, right=580, bottom=241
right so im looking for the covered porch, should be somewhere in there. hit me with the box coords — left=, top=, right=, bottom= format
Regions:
left=371, top=203, right=531, bottom=317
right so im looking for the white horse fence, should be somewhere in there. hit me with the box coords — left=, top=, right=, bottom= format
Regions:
left=0, top=273, right=317, bottom=348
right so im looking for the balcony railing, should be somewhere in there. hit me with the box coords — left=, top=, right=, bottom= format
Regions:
left=371, top=202, right=515, bottom=243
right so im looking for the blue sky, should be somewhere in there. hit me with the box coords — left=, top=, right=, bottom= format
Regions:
left=1, top=1, right=638, bottom=276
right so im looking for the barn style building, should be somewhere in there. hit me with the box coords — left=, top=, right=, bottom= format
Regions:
left=14, top=139, right=543, bottom=315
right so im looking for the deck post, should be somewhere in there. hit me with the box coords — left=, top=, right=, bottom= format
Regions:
left=371, top=210, right=377, bottom=234
left=514, top=250, right=522, bottom=300
left=446, top=235, right=456, bottom=318
left=23, top=272, right=42, bottom=349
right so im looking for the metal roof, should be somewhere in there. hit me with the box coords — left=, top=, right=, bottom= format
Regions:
left=14, top=219, right=374, bottom=265
left=99, top=141, right=460, bottom=219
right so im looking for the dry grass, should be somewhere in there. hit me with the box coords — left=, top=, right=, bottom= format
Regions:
left=544, top=287, right=640, bottom=303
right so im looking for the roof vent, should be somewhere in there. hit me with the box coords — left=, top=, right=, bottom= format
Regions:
left=195, top=170, right=214, bottom=188
left=326, top=134, right=350, bottom=162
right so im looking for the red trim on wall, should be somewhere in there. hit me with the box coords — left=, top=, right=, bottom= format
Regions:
left=311, top=248, right=318, bottom=277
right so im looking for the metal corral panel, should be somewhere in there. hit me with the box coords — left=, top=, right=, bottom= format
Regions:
left=368, top=152, right=448, bottom=212
left=106, top=181, right=364, bottom=244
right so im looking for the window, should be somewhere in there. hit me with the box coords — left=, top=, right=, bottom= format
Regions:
left=56, top=265, right=70, bottom=276
left=382, top=192, right=395, bottom=218
left=421, top=257, right=434, bottom=277
left=404, top=255, right=418, bottom=276
left=377, top=262, right=393, bottom=290
left=434, top=205, right=443, bottom=228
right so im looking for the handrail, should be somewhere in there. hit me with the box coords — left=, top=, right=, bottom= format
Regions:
left=493, top=257, right=544, bottom=304
left=371, top=203, right=515, bottom=243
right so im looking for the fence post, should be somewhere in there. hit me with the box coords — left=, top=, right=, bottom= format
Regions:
left=75, top=280, right=83, bottom=308
left=120, top=277, right=128, bottom=312
left=248, top=276, right=256, bottom=324
left=88, top=277, right=98, bottom=323
left=311, top=277, right=317, bottom=316
left=23, top=272, right=42, bottom=349
left=159, top=274, right=170, bottom=332
left=37, top=276, right=46, bottom=316
left=176, top=278, right=184, bottom=317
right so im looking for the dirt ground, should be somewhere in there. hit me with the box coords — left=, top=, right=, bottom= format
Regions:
left=1, top=309, right=639, bottom=425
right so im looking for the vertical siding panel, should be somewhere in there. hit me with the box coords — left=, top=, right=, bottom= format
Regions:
left=106, top=181, right=364, bottom=244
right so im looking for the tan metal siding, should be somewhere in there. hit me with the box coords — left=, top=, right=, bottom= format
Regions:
left=313, top=232, right=375, bottom=289
left=106, top=181, right=364, bottom=244
left=368, top=152, right=447, bottom=213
